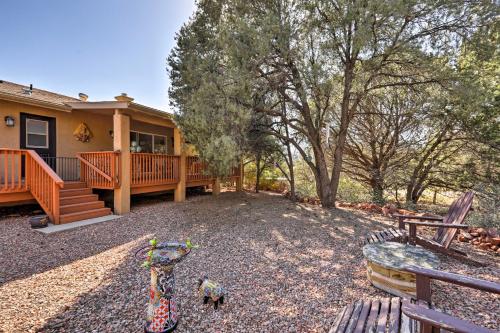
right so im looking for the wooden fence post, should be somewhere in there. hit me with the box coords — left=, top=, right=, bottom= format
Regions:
left=113, top=110, right=130, bottom=214
left=174, top=128, right=186, bottom=202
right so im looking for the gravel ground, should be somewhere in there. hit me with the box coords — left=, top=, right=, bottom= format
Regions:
left=0, top=191, right=498, bottom=332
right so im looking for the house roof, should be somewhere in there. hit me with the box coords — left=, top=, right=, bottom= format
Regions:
left=0, top=80, right=79, bottom=110
left=0, top=79, right=173, bottom=120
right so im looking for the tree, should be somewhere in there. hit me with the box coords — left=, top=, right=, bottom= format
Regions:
left=403, top=20, right=499, bottom=204
left=168, top=1, right=251, bottom=177
left=343, top=88, right=423, bottom=203
left=169, top=0, right=493, bottom=207
left=247, top=113, right=281, bottom=192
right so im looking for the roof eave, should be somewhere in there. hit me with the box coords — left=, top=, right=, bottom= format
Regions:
left=65, top=101, right=130, bottom=109
left=128, top=102, right=173, bottom=120
left=0, top=91, right=72, bottom=112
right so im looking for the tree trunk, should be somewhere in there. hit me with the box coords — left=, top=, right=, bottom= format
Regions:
left=371, top=169, right=385, bottom=204
left=406, top=183, right=424, bottom=204
left=282, top=100, right=295, bottom=200
left=433, top=191, right=437, bottom=204
left=314, top=165, right=334, bottom=207
left=372, top=184, right=385, bottom=205
left=255, top=154, right=261, bottom=193
left=329, top=61, right=355, bottom=206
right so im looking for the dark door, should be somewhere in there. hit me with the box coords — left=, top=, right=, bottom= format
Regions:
left=20, top=113, right=57, bottom=169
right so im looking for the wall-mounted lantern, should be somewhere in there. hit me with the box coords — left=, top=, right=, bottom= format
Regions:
left=4, top=116, right=15, bottom=127
left=109, top=130, right=114, bottom=138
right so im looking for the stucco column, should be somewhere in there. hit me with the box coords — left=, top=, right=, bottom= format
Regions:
left=236, top=160, right=244, bottom=192
left=174, top=128, right=186, bottom=202
left=212, top=177, right=221, bottom=196
left=113, top=110, right=130, bottom=214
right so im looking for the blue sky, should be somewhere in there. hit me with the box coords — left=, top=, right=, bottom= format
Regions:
left=0, top=0, right=196, bottom=112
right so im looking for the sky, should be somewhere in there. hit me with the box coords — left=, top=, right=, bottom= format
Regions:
left=0, top=0, right=197, bottom=112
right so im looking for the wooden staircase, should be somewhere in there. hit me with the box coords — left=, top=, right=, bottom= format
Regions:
left=59, top=181, right=111, bottom=224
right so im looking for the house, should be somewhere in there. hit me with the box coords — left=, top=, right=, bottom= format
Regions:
left=0, top=80, right=243, bottom=224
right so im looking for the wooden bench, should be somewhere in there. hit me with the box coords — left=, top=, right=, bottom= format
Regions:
left=364, top=227, right=407, bottom=245
left=329, top=266, right=500, bottom=333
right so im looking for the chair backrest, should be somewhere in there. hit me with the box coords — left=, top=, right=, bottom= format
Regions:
left=432, top=191, right=474, bottom=248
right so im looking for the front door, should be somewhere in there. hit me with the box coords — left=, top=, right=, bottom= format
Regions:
left=20, top=113, right=56, bottom=169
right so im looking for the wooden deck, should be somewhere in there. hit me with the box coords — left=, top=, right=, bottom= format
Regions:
left=1, top=149, right=242, bottom=223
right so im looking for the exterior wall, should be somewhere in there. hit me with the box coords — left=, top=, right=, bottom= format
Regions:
left=0, top=99, right=113, bottom=156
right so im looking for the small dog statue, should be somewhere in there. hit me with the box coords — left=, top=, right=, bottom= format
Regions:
left=197, top=276, right=225, bottom=309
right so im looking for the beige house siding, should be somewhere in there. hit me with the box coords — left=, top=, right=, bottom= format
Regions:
left=0, top=99, right=114, bottom=156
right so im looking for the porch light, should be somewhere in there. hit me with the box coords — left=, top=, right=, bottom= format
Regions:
left=4, top=116, right=15, bottom=127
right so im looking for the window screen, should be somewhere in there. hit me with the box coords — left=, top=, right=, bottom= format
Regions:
left=26, top=119, right=48, bottom=148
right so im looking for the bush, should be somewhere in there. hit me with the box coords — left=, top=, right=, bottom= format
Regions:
left=337, top=177, right=372, bottom=203
left=243, top=162, right=287, bottom=192
left=468, top=184, right=499, bottom=229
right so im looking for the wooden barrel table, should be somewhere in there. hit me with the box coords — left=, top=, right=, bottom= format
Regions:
left=363, top=242, right=439, bottom=297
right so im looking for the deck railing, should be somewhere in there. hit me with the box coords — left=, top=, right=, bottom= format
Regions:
left=1, top=149, right=26, bottom=193
left=131, top=153, right=179, bottom=187
left=0, top=149, right=64, bottom=223
left=186, top=156, right=212, bottom=182
left=186, top=157, right=241, bottom=181
left=42, top=156, right=80, bottom=181
left=77, top=151, right=120, bottom=189
left=230, top=165, right=242, bottom=178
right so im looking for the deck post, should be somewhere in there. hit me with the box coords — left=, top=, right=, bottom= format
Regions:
left=174, top=128, right=186, bottom=202
left=235, top=160, right=243, bottom=192
left=113, top=110, right=130, bottom=214
left=212, top=177, right=221, bottom=196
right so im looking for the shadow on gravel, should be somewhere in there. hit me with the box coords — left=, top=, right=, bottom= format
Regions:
left=34, top=191, right=392, bottom=332
left=4, top=191, right=496, bottom=332
left=0, top=190, right=211, bottom=287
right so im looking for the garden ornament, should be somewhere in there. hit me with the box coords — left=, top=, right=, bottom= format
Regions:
left=197, top=276, right=225, bottom=310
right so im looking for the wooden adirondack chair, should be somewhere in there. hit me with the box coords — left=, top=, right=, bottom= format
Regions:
left=395, top=191, right=474, bottom=261
left=365, top=192, right=475, bottom=262
left=329, top=266, right=500, bottom=333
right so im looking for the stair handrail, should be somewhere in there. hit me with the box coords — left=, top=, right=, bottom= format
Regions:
left=24, top=149, right=64, bottom=224
left=26, top=150, right=64, bottom=186
left=76, top=154, right=113, bottom=182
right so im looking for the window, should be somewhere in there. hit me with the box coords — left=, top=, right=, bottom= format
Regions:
left=130, top=131, right=168, bottom=153
left=26, top=119, right=49, bottom=148
left=153, top=135, right=167, bottom=153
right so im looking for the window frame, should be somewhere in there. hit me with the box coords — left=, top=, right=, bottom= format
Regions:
left=25, top=118, right=49, bottom=149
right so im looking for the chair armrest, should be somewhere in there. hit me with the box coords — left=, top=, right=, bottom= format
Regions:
left=401, top=221, right=468, bottom=229
left=401, top=300, right=496, bottom=333
left=404, top=266, right=500, bottom=295
left=393, top=214, right=443, bottom=221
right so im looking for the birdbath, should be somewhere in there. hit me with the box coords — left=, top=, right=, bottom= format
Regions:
left=136, top=241, right=191, bottom=333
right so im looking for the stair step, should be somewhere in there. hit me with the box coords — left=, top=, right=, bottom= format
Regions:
left=60, top=201, right=105, bottom=215
left=60, top=194, right=99, bottom=205
left=60, top=188, right=92, bottom=197
left=63, top=181, right=87, bottom=190
left=59, top=207, right=112, bottom=224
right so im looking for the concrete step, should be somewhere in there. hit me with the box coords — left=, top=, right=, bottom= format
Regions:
left=59, top=194, right=99, bottom=205
left=60, top=188, right=92, bottom=197
left=60, top=201, right=105, bottom=215
left=63, top=181, right=87, bottom=190
left=59, top=207, right=111, bottom=224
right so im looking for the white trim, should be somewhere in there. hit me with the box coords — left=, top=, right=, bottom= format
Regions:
left=25, top=118, right=49, bottom=149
